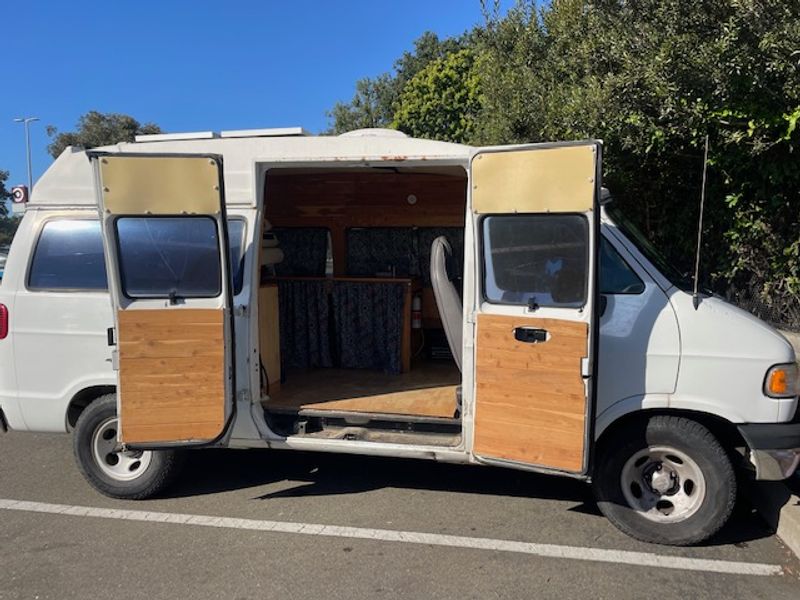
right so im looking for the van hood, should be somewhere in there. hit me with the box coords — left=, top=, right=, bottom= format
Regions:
left=671, top=291, right=795, bottom=363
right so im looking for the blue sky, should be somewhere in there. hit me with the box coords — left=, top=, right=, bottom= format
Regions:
left=1, top=0, right=513, bottom=190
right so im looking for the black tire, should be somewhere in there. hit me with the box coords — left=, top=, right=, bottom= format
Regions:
left=592, top=415, right=736, bottom=546
left=73, top=394, right=184, bottom=499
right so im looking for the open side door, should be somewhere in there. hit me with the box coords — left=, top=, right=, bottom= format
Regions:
left=90, top=153, right=235, bottom=447
left=470, top=141, right=601, bottom=475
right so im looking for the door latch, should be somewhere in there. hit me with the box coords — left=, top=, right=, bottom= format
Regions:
left=513, top=327, right=548, bottom=343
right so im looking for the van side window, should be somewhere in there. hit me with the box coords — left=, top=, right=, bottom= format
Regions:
left=28, top=220, right=108, bottom=290
left=482, top=214, right=588, bottom=308
left=227, top=219, right=247, bottom=294
left=116, top=217, right=221, bottom=299
left=600, top=237, right=645, bottom=294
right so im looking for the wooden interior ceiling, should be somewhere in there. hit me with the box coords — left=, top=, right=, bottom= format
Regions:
left=265, top=169, right=467, bottom=278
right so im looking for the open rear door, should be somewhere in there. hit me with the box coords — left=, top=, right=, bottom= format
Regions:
left=470, top=141, right=600, bottom=475
left=90, top=153, right=234, bottom=447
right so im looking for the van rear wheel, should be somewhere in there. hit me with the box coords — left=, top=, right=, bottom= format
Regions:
left=592, top=415, right=736, bottom=546
left=73, top=394, right=183, bottom=499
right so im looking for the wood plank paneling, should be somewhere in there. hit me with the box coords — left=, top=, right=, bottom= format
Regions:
left=265, top=170, right=467, bottom=281
left=266, top=171, right=467, bottom=228
left=118, top=308, right=226, bottom=444
left=258, top=285, right=282, bottom=394
left=273, top=385, right=458, bottom=419
left=267, top=362, right=461, bottom=418
left=474, top=314, right=588, bottom=473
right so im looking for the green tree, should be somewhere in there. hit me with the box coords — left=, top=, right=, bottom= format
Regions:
left=0, top=170, right=11, bottom=217
left=46, top=111, right=162, bottom=159
left=0, top=170, right=21, bottom=246
left=327, top=74, right=397, bottom=133
left=327, top=31, right=474, bottom=134
left=392, top=48, right=483, bottom=143
left=477, top=0, right=800, bottom=309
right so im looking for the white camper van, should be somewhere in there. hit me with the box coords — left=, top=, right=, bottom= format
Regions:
left=0, top=128, right=797, bottom=546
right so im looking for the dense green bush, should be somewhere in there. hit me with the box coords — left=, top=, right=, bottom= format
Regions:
left=329, top=0, right=800, bottom=318
left=0, top=170, right=20, bottom=247
left=393, top=48, right=483, bottom=143
left=477, top=0, right=800, bottom=313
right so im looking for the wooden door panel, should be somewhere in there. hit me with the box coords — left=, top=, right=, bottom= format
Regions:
left=118, top=308, right=225, bottom=443
left=474, top=314, right=588, bottom=472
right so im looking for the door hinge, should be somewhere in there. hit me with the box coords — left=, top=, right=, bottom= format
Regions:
left=465, top=311, right=476, bottom=324
left=111, top=349, right=119, bottom=371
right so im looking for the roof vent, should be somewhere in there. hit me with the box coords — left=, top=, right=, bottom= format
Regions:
left=339, top=128, right=408, bottom=138
left=220, top=127, right=309, bottom=138
left=134, top=131, right=219, bottom=142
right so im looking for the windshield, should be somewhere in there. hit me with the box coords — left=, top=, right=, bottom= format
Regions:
left=605, top=205, right=693, bottom=291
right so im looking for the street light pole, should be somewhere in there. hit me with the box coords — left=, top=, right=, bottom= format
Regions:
left=13, top=117, right=40, bottom=191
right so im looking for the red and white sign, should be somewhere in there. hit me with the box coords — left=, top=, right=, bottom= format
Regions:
left=11, top=185, right=28, bottom=204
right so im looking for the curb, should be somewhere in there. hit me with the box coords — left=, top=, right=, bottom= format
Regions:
left=749, top=475, right=800, bottom=560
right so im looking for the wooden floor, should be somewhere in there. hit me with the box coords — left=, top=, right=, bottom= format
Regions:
left=265, top=360, right=461, bottom=419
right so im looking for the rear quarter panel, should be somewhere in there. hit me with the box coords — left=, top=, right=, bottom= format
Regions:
left=3, top=210, right=114, bottom=432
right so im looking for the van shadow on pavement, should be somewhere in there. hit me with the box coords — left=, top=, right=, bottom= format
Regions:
left=163, top=447, right=775, bottom=548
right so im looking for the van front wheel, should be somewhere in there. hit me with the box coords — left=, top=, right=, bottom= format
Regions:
left=73, top=394, right=183, bottom=499
left=593, top=415, right=736, bottom=546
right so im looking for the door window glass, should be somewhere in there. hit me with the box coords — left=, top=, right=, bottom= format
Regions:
left=600, top=237, right=645, bottom=294
left=28, top=220, right=108, bottom=290
left=116, top=217, right=221, bottom=298
left=482, top=215, right=588, bottom=308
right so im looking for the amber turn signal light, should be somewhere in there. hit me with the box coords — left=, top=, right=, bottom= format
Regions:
left=764, top=364, right=799, bottom=398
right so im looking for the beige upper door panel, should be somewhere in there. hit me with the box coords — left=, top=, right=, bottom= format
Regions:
left=97, top=155, right=223, bottom=215
left=471, top=142, right=598, bottom=214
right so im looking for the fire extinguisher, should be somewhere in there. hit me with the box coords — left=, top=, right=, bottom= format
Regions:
left=411, top=294, right=422, bottom=329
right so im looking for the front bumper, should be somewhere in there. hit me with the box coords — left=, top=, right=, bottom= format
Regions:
left=738, top=422, right=800, bottom=481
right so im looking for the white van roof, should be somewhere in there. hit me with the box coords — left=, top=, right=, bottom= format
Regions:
left=31, top=128, right=473, bottom=208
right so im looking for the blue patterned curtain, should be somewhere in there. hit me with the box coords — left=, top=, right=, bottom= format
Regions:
left=273, top=228, right=329, bottom=276
left=332, top=281, right=405, bottom=374
left=278, top=280, right=333, bottom=370
left=346, top=227, right=464, bottom=285
left=346, top=228, right=417, bottom=278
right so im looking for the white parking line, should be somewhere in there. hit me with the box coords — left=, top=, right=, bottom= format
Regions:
left=0, top=498, right=783, bottom=577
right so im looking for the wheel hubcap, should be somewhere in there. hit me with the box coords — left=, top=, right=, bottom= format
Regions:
left=620, top=446, right=706, bottom=523
left=91, top=417, right=152, bottom=481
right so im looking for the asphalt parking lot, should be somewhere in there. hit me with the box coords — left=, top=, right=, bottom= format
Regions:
left=1, top=430, right=798, bottom=599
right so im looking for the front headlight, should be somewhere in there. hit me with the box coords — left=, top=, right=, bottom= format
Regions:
left=764, top=363, right=800, bottom=398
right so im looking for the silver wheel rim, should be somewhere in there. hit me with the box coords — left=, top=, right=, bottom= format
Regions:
left=91, top=416, right=153, bottom=481
left=620, top=445, right=706, bottom=523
